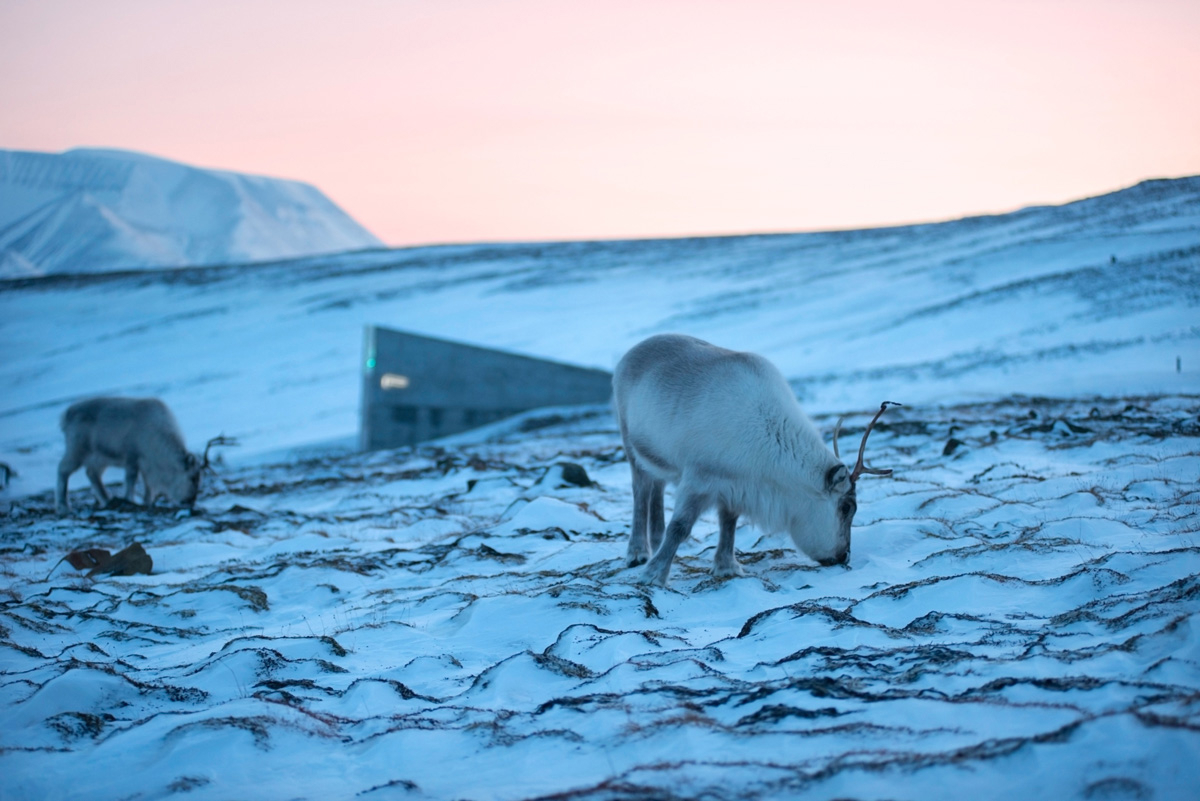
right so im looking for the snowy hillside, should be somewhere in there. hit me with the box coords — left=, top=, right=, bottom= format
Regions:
left=1, top=175, right=1196, bottom=498
left=0, top=148, right=382, bottom=277
left=0, top=176, right=1198, bottom=800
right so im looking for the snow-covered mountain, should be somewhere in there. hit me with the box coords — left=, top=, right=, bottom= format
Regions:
left=0, top=148, right=383, bottom=277
left=0, top=175, right=1198, bottom=800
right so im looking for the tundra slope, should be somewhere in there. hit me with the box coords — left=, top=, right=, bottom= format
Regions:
left=0, top=176, right=1197, bottom=797
left=1, top=176, right=1195, bottom=501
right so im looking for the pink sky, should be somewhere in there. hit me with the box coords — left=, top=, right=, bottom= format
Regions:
left=2, top=0, right=1198, bottom=247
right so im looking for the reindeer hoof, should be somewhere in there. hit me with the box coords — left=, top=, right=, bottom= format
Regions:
left=638, top=566, right=669, bottom=586
left=712, top=561, right=745, bottom=578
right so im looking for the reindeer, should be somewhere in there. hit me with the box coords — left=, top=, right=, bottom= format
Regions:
left=613, top=334, right=897, bottom=586
left=55, top=397, right=235, bottom=514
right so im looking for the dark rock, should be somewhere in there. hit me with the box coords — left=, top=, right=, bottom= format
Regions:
left=559, top=462, right=592, bottom=487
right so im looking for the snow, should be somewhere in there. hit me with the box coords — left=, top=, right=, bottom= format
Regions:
left=0, top=148, right=383, bottom=277
left=1, top=176, right=1198, bottom=800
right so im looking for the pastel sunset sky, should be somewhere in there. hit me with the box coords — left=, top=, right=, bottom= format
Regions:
left=2, top=0, right=1198, bottom=246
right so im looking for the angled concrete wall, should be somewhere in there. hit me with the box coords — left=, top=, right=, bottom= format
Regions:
left=359, top=326, right=613, bottom=451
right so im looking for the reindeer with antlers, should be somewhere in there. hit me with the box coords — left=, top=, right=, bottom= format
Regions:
left=55, top=397, right=237, bottom=514
left=613, top=334, right=897, bottom=586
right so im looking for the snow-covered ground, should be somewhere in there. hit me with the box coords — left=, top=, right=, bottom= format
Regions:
left=2, top=399, right=1199, bottom=800
left=1, top=176, right=1198, bottom=799
left=0, top=148, right=382, bottom=278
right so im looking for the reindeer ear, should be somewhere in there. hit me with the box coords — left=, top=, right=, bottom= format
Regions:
left=825, top=464, right=851, bottom=494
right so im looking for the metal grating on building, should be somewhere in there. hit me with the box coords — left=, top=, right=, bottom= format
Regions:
left=359, top=325, right=613, bottom=451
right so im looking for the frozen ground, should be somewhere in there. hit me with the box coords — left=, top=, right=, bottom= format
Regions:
left=1, top=397, right=1198, bottom=800
left=1, top=176, right=1199, bottom=799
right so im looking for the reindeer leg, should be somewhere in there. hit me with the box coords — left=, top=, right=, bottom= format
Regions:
left=713, top=505, right=744, bottom=577
left=124, top=458, right=140, bottom=503
left=56, top=449, right=84, bottom=515
left=648, top=479, right=665, bottom=554
left=640, top=490, right=709, bottom=587
left=625, top=460, right=654, bottom=567
left=85, top=464, right=110, bottom=507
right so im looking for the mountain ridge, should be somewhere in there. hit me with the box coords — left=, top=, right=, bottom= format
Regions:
left=4, top=172, right=1196, bottom=285
left=0, top=147, right=383, bottom=276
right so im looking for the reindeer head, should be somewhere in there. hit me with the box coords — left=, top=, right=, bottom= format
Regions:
left=164, top=435, right=238, bottom=508
left=809, top=401, right=900, bottom=566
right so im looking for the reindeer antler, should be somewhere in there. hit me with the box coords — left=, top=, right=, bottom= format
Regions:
left=202, top=435, right=240, bottom=470
left=848, top=401, right=901, bottom=482
left=832, top=402, right=901, bottom=481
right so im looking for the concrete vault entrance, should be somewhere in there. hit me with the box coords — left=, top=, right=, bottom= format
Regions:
left=359, top=326, right=613, bottom=451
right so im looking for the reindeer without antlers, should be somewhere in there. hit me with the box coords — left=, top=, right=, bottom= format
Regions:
left=613, top=334, right=898, bottom=585
left=56, top=397, right=238, bottom=514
